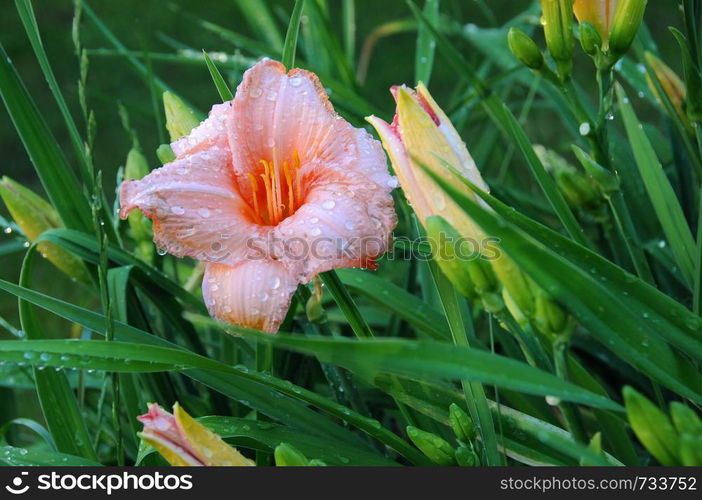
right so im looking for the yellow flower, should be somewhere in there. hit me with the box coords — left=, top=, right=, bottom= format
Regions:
left=138, top=402, right=254, bottom=466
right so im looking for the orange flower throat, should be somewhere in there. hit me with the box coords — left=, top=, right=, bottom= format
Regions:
left=246, top=150, right=302, bottom=226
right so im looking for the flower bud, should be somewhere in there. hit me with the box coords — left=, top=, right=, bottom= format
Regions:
left=163, top=91, right=201, bottom=142
left=670, top=402, right=702, bottom=436
left=645, top=52, right=691, bottom=133
left=534, top=290, right=569, bottom=335
left=679, top=435, right=702, bottom=466
left=508, top=28, right=545, bottom=70
left=406, top=426, right=456, bottom=465
left=123, top=148, right=154, bottom=263
left=623, top=386, right=680, bottom=466
left=449, top=403, right=476, bottom=443
left=540, top=0, right=575, bottom=79
left=156, top=144, right=176, bottom=165
left=579, top=20, right=602, bottom=56
left=274, top=442, right=309, bottom=466
left=0, top=177, right=90, bottom=284
left=609, top=0, right=648, bottom=57
left=455, top=445, right=479, bottom=466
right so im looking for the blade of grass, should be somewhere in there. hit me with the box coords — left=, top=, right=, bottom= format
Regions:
left=203, top=51, right=234, bottom=101
left=616, top=84, right=696, bottom=286
left=0, top=43, right=92, bottom=232
left=18, top=246, right=97, bottom=461
left=282, top=0, right=305, bottom=69
left=414, top=0, right=439, bottom=85
left=233, top=0, right=283, bottom=52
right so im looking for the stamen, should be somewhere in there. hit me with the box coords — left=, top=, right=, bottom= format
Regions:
left=246, top=173, right=262, bottom=224
left=250, top=151, right=303, bottom=226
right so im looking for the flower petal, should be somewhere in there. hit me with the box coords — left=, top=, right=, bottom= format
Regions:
left=120, top=145, right=263, bottom=265
left=272, top=174, right=396, bottom=280
left=171, top=102, right=231, bottom=158
left=229, top=59, right=394, bottom=199
left=173, top=403, right=254, bottom=466
left=202, top=260, right=299, bottom=333
left=138, top=403, right=203, bottom=466
left=573, top=0, right=617, bottom=38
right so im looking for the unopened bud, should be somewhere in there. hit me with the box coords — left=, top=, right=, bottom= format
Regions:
left=449, top=403, right=476, bottom=443
left=157, top=144, right=176, bottom=165
left=609, top=0, right=648, bottom=57
left=670, top=402, right=702, bottom=436
left=0, top=177, right=90, bottom=284
left=679, top=435, right=702, bottom=466
left=123, top=148, right=154, bottom=263
left=163, top=91, right=200, bottom=142
left=540, top=0, right=575, bottom=80
left=645, top=52, right=691, bottom=133
left=124, top=147, right=150, bottom=182
left=508, top=28, right=545, bottom=70
left=455, top=445, right=479, bottom=466
left=624, top=386, right=680, bottom=466
left=406, top=426, right=456, bottom=465
left=274, top=443, right=309, bottom=466
left=579, top=21, right=602, bottom=56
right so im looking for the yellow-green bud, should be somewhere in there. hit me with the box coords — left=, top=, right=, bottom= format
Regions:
left=540, top=0, right=575, bottom=80
left=492, top=256, right=534, bottom=319
left=580, top=432, right=603, bottom=466
left=449, top=403, right=476, bottom=443
left=579, top=20, right=602, bottom=56
left=508, top=28, right=545, bottom=70
left=123, top=148, right=154, bottom=263
left=274, top=443, right=309, bottom=466
left=0, top=177, right=90, bottom=284
left=157, top=144, right=176, bottom=165
left=163, top=91, right=201, bottom=142
left=670, top=402, right=702, bottom=436
left=406, top=426, right=456, bottom=466
left=679, top=435, right=702, bottom=466
left=609, top=0, right=648, bottom=57
left=534, top=291, right=569, bottom=336
left=307, top=459, right=327, bottom=466
left=455, top=445, right=479, bottom=466
left=624, top=386, right=680, bottom=466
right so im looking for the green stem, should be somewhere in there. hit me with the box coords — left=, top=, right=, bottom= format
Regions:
left=553, top=338, right=588, bottom=444
left=321, top=271, right=374, bottom=338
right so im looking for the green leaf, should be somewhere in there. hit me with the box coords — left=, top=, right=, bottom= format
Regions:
left=200, top=417, right=397, bottom=466
left=336, top=269, right=449, bottom=340
left=0, top=43, right=91, bottom=232
left=239, top=329, right=623, bottom=411
left=281, top=0, right=305, bottom=69
left=18, top=246, right=97, bottom=461
left=0, top=446, right=102, bottom=466
left=415, top=0, right=439, bottom=85
left=421, top=165, right=702, bottom=402
left=203, top=51, right=234, bottom=102
left=232, top=0, right=283, bottom=52
left=321, top=271, right=374, bottom=338
left=616, top=84, right=696, bottom=285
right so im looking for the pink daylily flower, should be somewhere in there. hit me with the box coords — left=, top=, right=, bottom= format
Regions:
left=120, top=60, right=397, bottom=333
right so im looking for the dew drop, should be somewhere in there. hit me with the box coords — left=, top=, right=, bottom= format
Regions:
left=198, top=208, right=211, bottom=218
left=171, top=205, right=185, bottom=215
left=322, top=200, right=336, bottom=210
left=310, top=227, right=322, bottom=236
left=250, top=87, right=263, bottom=99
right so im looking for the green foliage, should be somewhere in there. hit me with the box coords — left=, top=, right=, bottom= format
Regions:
left=0, top=0, right=700, bottom=468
